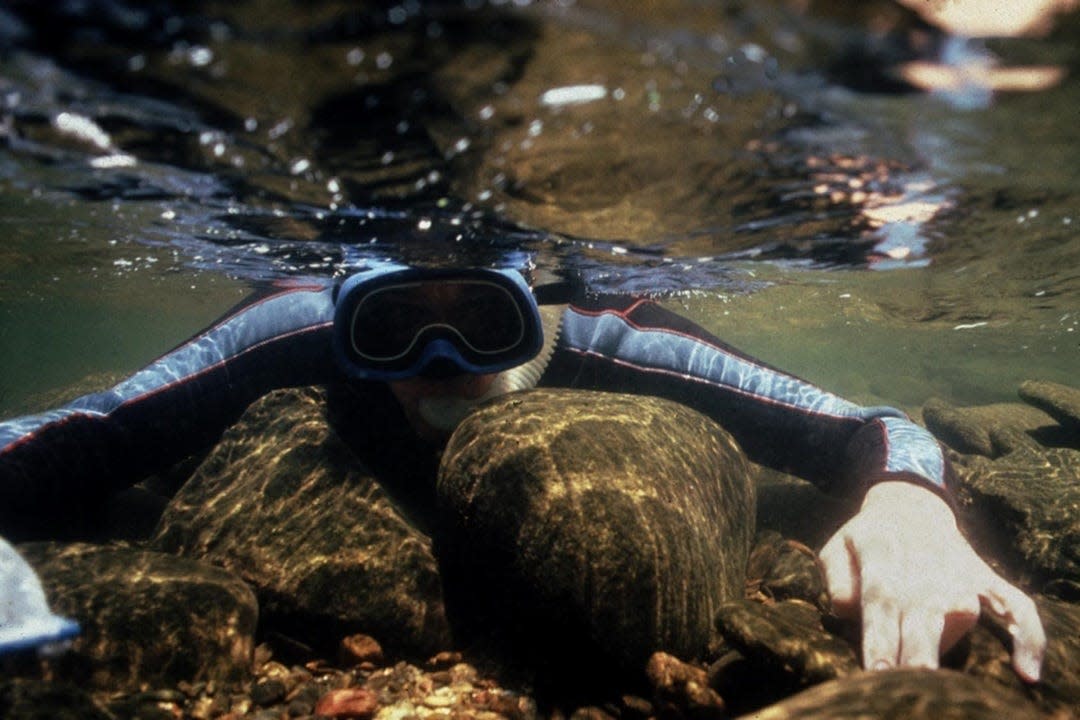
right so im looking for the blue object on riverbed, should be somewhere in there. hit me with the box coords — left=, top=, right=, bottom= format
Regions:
left=0, top=537, right=79, bottom=655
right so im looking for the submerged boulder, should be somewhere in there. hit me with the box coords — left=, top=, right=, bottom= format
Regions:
left=435, top=388, right=756, bottom=692
left=912, top=386, right=1080, bottom=716
left=922, top=398, right=1055, bottom=458
left=703, top=538, right=1080, bottom=719
left=16, top=542, right=256, bottom=691
left=0, top=678, right=112, bottom=720
left=710, top=594, right=1079, bottom=719
left=151, top=388, right=450, bottom=657
left=922, top=379, right=1080, bottom=459
left=953, top=595, right=1080, bottom=718
left=1019, top=380, right=1080, bottom=436
left=953, top=446, right=1080, bottom=593
left=743, top=668, right=1045, bottom=720
left=920, top=382, right=1080, bottom=595
left=714, top=599, right=859, bottom=686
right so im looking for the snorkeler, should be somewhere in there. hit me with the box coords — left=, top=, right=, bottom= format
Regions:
left=0, top=261, right=1046, bottom=680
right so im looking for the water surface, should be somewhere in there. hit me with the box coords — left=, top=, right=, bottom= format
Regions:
left=0, top=0, right=1076, bottom=414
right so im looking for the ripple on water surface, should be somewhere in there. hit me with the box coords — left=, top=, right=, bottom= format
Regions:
left=0, top=0, right=1076, bottom=413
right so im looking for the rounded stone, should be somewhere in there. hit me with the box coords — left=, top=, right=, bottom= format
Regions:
left=747, top=668, right=1045, bottom=720
left=954, top=447, right=1080, bottom=589
left=151, top=388, right=450, bottom=657
left=1019, top=380, right=1080, bottom=436
left=16, top=542, right=257, bottom=691
left=434, top=389, right=755, bottom=690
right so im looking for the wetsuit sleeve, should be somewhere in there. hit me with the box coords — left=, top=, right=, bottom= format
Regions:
left=545, top=299, right=953, bottom=502
left=0, top=282, right=341, bottom=537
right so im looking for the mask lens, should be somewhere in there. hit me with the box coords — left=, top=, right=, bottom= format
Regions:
left=349, top=285, right=432, bottom=360
left=349, top=279, right=526, bottom=362
left=448, top=282, right=525, bottom=353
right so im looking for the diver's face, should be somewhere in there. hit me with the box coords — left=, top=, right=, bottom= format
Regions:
left=389, top=373, right=497, bottom=443
left=382, top=281, right=498, bottom=442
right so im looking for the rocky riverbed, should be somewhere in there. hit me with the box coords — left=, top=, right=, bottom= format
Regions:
left=4, top=381, right=1080, bottom=719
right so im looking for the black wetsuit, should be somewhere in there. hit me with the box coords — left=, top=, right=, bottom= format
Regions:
left=0, top=281, right=952, bottom=538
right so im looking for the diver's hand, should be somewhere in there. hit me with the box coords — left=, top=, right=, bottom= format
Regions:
left=819, top=481, right=1045, bottom=681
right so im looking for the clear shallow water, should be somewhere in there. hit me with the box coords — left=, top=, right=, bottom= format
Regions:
left=669, top=267, right=1078, bottom=412
left=0, top=0, right=1077, bottom=415
left=0, top=186, right=247, bottom=412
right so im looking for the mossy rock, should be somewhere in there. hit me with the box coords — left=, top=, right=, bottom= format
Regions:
left=152, top=388, right=450, bottom=657
left=435, top=388, right=755, bottom=693
left=16, top=542, right=256, bottom=691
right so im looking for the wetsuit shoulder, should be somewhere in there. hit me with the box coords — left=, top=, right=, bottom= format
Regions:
left=543, top=298, right=953, bottom=503
left=0, top=282, right=342, bottom=539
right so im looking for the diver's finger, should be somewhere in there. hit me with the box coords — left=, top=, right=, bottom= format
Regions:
left=982, top=579, right=1046, bottom=683
left=860, top=585, right=901, bottom=670
left=899, top=607, right=944, bottom=669
left=819, top=533, right=858, bottom=616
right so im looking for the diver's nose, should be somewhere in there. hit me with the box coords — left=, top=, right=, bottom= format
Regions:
left=414, top=338, right=470, bottom=379
left=418, top=356, right=466, bottom=380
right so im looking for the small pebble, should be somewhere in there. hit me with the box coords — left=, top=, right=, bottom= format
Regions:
left=646, top=652, right=725, bottom=714
left=426, top=650, right=464, bottom=669
left=230, top=697, right=253, bottom=715
left=429, top=670, right=453, bottom=686
left=287, top=696, right=314, bottom=716
left=187, top=696, right=216, bottom=720
left=422, top=687, right=457, bottom=707
left=448, top=663, right=478, bottom=685
left=619, top=694, right=654, bottom=719
left=315, top=687, right=379, bottom=719
left=251, top=678, right=288, bottom=707
left=260, top=661, right=292, bottom=680
left=340, top=633, right=385, bottom=666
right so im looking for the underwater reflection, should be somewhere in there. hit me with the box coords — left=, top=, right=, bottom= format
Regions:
left=892, top=0, right=1074, bottom=107
left=896, top=36, right=1067, bottom=108
left=896, top=0, right=1078, bottom=37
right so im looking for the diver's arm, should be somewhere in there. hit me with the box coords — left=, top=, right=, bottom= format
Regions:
left=0, top=282, right=339, bottom=538
left=548, top=298, right=1045, bottom=680
left=547, top=298, right=949, bottom=499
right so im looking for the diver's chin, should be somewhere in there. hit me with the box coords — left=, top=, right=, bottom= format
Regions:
left=416, top=395, right=481, bottom=435
left=408, top=311, right=563, bottom=439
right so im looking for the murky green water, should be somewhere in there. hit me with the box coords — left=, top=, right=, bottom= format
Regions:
left=0, top=0, right=1076, bottom=416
